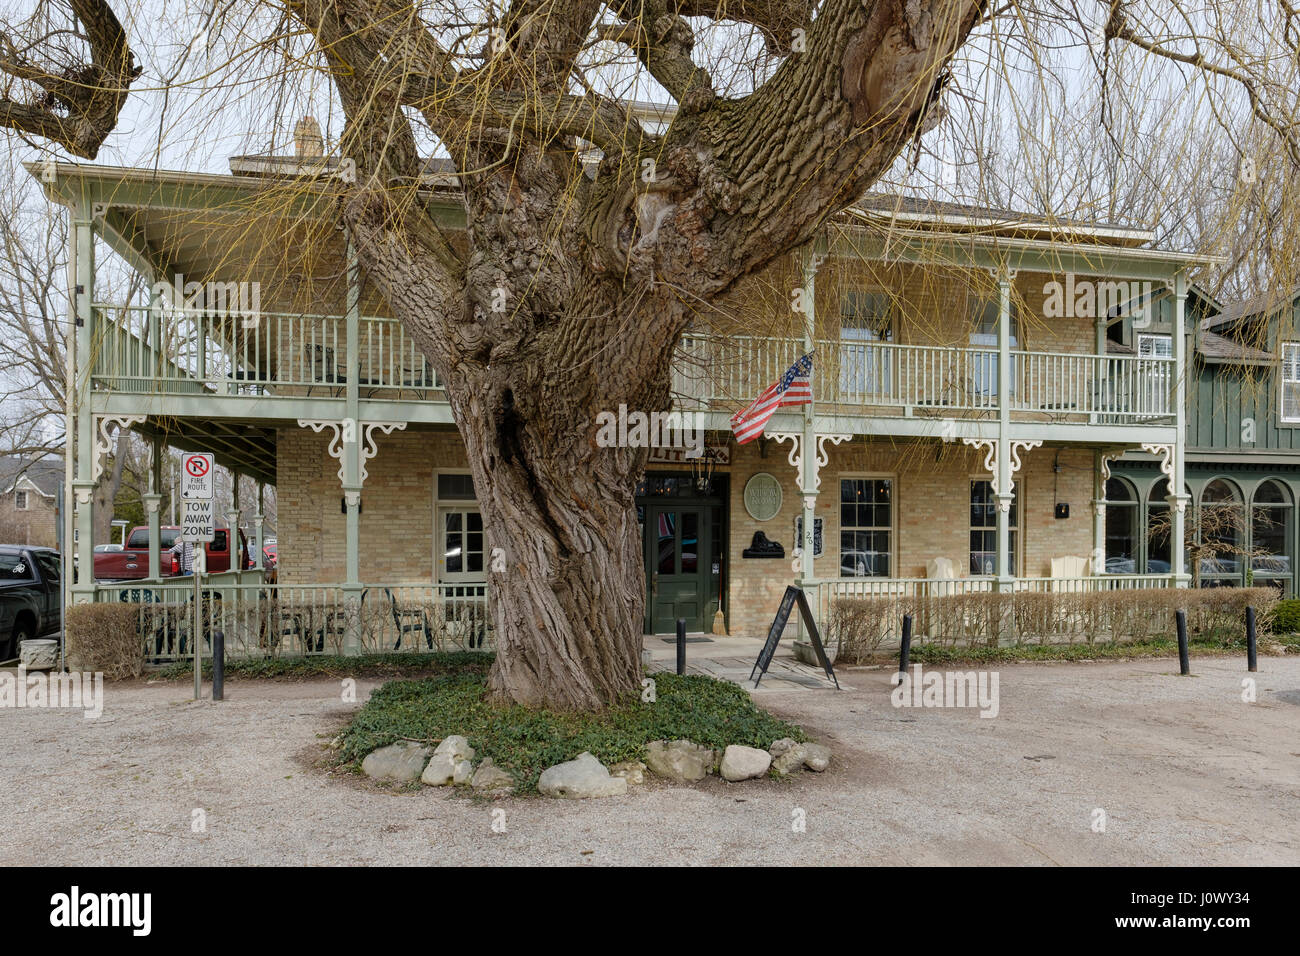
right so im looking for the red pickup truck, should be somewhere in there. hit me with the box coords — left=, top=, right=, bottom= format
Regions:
left=92, top=525, right=251, bottom=581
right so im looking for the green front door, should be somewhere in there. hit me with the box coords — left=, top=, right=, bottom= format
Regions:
left=645, top=504, right=710, bottom=633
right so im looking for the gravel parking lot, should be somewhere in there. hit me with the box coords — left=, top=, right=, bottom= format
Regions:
left=3, top=655, right=1297, bottom=865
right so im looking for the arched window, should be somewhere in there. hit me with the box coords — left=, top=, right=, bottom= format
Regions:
left=1104, top=477, right=1138, bottom=573
left=1251, top=481, right=1292, bottom=584
left=1200, top=479, right=1244, bottom=584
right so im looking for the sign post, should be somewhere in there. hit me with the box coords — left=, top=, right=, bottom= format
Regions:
left=180, top=453, right=214, bottom=700
left=750, top=585, right=838, bottom=689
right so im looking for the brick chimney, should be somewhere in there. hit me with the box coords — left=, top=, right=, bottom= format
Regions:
left=293, top=116, right=323, bottom=159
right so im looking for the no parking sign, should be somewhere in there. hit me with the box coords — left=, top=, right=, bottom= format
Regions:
left=180, top=453, right=215, bottom=543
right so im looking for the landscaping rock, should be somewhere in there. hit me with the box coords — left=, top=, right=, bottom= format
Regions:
left=538, top=752, right=627, bottom=799
left=434, top=735, right=476, bottom=761
left=362, top=742, right=431, bottom=783
left=609, top=761, right=646, bottom=786
left=802, top=743, right=832, bottom=772
left=645, top=739, right=718, bottom=782
left=771, top=743, right=808, bottom=776
left=769, top=738, right=798, bottom=758
left=422, top=735, right=477, bottom=786
left=470, top=758, right=515, bottom=793
left=720, top=745, right=771, bottom=782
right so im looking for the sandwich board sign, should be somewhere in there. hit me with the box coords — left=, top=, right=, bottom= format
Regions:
left=180, top=453, right=215, bottom=542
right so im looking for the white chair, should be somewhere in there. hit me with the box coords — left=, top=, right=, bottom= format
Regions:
left=1049, top=555, right=1091, bottom=592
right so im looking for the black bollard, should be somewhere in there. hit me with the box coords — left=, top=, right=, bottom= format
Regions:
left=212, top=629, right=225, bottom=701
left=1176, top=609, right=1190, bottom=675
left=899, top=614, right=913, bottom=682
left=676, top=618, right=686, bottom=675
left=1246, top=605, right=1258, bottom=673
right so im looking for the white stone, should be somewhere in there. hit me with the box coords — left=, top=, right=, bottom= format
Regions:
left=538, top=752, right=627, bottom=799
left=803, top=743, right=832, bottom=772
left=644, top=739, right=717, bottom=782
left=609, top=761, right=646, bottom=786
left=470, top=759, right=515, bottom=792
left=720, top=745, right=772, bottom=782
left=361, top=742, right=431, bottom=783
left=771, top=743, right=808, bottom=776
left=434, top=735, right=475, bottom=761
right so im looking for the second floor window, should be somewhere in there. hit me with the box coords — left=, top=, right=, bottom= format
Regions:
left=1282, top=343, right=1300, bottom=423
left=968, top=297, right=1019, bottom=398
left=14, top=490, right=27, bottom=510
left=839, top=291, right=893, bottom=397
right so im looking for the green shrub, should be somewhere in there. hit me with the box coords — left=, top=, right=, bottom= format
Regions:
left=1270, top=599, right=1300, bottom=634
left=336, top=671, right=805, bottom=793
left=65, top=603, right=145, bottom=679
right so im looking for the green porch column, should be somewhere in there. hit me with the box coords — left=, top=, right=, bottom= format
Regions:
left=1168, top=273, right=1191, bottom=586
left=1091, top=451, right=1106, bottom=575
left=144, top=437, right=163, bottom=580
left=226, top=473, right=241, bottom=578
left=71, top=195, right=96, bottom=602
left=342, top=238, right=363, bottom=653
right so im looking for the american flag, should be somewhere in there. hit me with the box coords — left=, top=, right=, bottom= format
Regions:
left=730, top=354, right=814, bottom=444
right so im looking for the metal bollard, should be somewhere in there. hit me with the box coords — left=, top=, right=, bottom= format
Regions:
left=899, top=614, right=913, bottom=682
left=1246, top=605, right=1258, bottom=673
left=1176, top=609, right=1190, bottom=675
left=212, top=630, right=225, bottom=701
left=676, top=618, right=686, bottom=676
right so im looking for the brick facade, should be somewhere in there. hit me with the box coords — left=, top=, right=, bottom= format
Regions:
left=276, top=423, right=1097, bottom=639
left=0, top=482, right=59, bottom=548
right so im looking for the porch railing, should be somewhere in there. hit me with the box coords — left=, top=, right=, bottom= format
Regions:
left=93, top=581, right=489, bottom=663
left=89, top=306, right=444, bottom=397
left=673, top=335, right=1175, bottom=421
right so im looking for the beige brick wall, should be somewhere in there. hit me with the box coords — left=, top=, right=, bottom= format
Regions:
left=277, top=426, right=1098, bottom=636
left=276, top=426, right=466, bottom=584
left=723, top=439, right=1096, bottom=638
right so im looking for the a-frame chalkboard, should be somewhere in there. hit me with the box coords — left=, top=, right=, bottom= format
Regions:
left=749, top=586, right=839, bottom=689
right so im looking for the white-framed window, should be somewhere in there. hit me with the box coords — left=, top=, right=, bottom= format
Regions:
left=967, top=295, right=1019, bottom=397
left=434, top=470, right=483, bottom=583
left=14, top=490, right=27, bottom=510
left=1135, top=333, right=1174, bottom=416
left=970, top=479, right=1020, bottom=575
left=839, top=477, right=893, bottom=577
left=839, top=290, right=894, bottom=397
left=1282, top=342, right=1300, bottom=423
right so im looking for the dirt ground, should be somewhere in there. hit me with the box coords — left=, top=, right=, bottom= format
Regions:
left=2, top=655, right=1297, bottom=865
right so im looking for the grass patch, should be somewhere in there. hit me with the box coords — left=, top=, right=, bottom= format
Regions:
left=151, top=652, right=491, bottom=682
left=854, top=632, right=1255, bottom=667
left=335, top=670, right=805, bottom=793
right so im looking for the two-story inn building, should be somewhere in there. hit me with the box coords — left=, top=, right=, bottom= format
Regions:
left=30, top=128, right=1218, bottom=655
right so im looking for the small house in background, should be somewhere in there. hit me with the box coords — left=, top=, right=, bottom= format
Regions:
left=0, top=456, right=62, bottom=548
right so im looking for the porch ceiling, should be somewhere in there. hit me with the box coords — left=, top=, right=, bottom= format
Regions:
left=134, top=416, right=276, bottom=487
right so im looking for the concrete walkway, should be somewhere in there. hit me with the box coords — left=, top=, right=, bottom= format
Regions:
left=643, top=633, right=844, bottom=692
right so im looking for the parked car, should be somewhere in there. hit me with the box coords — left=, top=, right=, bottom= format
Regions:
left=0, top=545, right=61, bottom=659
left=263, top=541, right=277, bottom=568
left=92, top=525, right=251, bottom=581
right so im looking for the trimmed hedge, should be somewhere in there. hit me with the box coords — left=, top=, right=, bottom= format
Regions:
left=829, top=587, right=1278, bottom=664
left=65, top=603, right=146, bottom=679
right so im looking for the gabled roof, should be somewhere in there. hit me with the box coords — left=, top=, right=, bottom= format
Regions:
left=1201, top=287, right=1300, bottom=332
left=0, top=456, right=62, bottom=497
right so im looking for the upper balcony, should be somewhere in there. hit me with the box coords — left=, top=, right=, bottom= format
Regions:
left=88, top=305, right=1177, bottom=437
